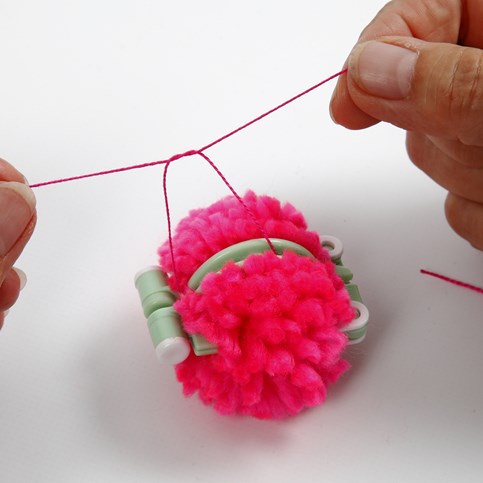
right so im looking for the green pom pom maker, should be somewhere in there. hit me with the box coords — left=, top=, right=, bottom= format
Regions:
left=135, top=236, right=369, bottom=365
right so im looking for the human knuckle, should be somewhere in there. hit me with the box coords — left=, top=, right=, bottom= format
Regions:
left=405, top=132, right=428, bottom=170
left=445, top=194, right=483, bottom=248
left=445, top=48, right=483, bottom=145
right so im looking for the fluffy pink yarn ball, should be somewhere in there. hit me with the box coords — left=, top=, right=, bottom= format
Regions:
left=158, top=192, right=354, bottom=419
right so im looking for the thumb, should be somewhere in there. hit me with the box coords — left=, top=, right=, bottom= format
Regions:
left=347, top=37, right=483, bottom=146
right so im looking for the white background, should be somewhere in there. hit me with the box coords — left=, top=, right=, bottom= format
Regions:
left=1, top=1, right=482, bottom=482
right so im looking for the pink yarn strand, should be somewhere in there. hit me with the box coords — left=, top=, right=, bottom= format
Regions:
left=29, top=69, right=347, bottom=189
left=29, top=150, right=200, bottom=189
left=162, top=160, right=178, bottom=288
left=198, top=68, right=348, bottom=152
left=29, top=159, right=171, bottom=189
left=420, top=269, right=483, bottom=295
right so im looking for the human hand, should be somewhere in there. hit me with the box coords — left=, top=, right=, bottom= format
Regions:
left=330, top=0, right=483, bottom=249
left=0, top=158, right=36, bottom=329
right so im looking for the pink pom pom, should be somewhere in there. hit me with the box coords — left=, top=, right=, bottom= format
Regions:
left=158, top=192, right=354, bottom=419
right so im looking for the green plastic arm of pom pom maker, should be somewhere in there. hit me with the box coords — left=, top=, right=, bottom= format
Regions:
left=188, top=238, right=314, bottom=291
left=134, top=267, right=191, bottom=364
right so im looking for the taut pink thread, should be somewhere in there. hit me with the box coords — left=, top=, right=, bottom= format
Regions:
left=197, top=69, right=348, bottom=152
left=29, top=69, right=347, bottom=189
left=29, top=150, right=199, bottom=189
left=420, top=269, right=483, bottom=295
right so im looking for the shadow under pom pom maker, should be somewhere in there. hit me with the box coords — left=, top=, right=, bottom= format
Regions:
left=135, top=192, right=369, bottom=420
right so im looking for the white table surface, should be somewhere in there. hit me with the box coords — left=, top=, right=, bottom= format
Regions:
left=1, top=1, right=482, bottom=482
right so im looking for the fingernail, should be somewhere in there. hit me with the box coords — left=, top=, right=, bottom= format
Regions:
left=0, top=182, right=36, bottom=257
left=13, top=268, right=27, bottom=290
left=349, top=41, right=418, bottom=99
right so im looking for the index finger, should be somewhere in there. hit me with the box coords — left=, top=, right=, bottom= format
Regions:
left=330, top=0, right=463, bottom=129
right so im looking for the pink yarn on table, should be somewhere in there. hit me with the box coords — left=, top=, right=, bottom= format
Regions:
left=158, top=192, right=355, bottom=419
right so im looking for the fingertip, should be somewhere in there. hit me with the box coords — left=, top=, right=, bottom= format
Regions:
left=330, top=77, right=380, bottom=129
